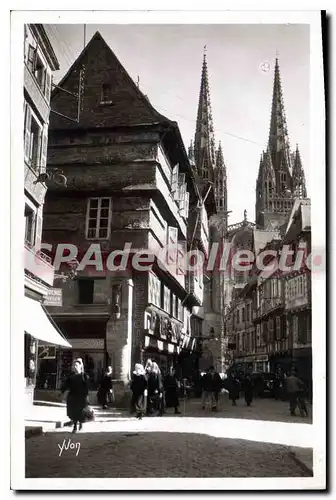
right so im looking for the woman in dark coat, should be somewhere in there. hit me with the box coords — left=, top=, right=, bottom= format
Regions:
left=242, top=374, right=254, bottom=406
left=147, top=362, right=164, bottom=416
left=163, top=367, right=181, bottom=414
left=61, top=358, right=89, bottom=433
left=98, top=366, right=114, bottom=409
left=228, top=373, right=240, bottom=406
left=130, top=363, right=148, bottom=420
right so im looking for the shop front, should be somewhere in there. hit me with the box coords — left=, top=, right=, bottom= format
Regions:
left=142, top=334, right=178, bottom=375
left=24, top=295, right=72, bottom=407
left=232, top=354, right=270, bottom=375
left=39, top=318, right=108, bottom=391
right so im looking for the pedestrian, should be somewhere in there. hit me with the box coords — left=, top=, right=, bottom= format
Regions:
left=163, top=366, right=181, bottom=415
left=130, top=363, right=148, bottom=420
left=98, top=366, right=114, bottom=409
left=284, top=368, right=307, bottom=416
left=145, top=358, right=153, bottom=374
left=228, top=372, right=240, bottom=406
left=61, top=358, right=89, bottom=434
left=201, top=368, right=214, bottom=410
left=210, top=366, right=222, bottom=411
left=242, top=373, right=254, bottom=406
left=147, top=362, right=164, bottom=416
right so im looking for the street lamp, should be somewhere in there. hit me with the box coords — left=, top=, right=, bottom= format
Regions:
left=33, top=168, right=68, bottom=187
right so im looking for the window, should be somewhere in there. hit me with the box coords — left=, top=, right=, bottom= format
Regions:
left=242, top=307, right=245, bottom=322
left=163, top=286, right=171, bottom=314
left=26, top=44, right=36, bottom=73
left=177, top=298, right=183, bottom=321
left=78, top=279, right=94, bottom=304
left=34, top=53, right=46, bottom=92
left=275, top=316, right=281, bottom=340
left=293, top=316, right=298, bottom=342
left=101, top=83, right=113, bottom=104
left=24, top=105, right=42, bottom=169
left=24, top=204, right=35, bottom=245
left=236, top=310, right=240, bottom=325
left=171, top=294, right=176, bottom=317
left=148, top=273, right=161, bottom=308
left=86, top=198, right=112, bottom=239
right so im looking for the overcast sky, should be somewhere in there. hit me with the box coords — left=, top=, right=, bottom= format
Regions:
left=45, top=23, right=310, bottom=225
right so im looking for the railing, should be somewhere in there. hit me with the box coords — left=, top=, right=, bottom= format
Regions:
left=24, top=242, right=54, bottom=287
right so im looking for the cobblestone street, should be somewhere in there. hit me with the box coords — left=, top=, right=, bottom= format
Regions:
left=25, top=398, right=313, bottom=479
left=26, top=431, right=312, bottom=478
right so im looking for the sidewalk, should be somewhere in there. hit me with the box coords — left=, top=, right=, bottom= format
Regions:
left=25, top=402, right=70, bottom=437
left=25, top=401, right=125, bottom=438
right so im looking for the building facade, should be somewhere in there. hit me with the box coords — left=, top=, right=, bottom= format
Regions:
left=23, top=24, right=71, bottom=408
left=40, top=32, right=213, bottom=401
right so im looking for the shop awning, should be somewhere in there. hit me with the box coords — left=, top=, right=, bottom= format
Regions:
left=24, top=296, right=72, bottom=348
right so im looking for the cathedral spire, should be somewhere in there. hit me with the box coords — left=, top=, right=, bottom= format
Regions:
left=193, top=46, right=216, bottom=181
left=292, top=144, right=307, bottom=198
left=268, top=58, right=291, bottom=172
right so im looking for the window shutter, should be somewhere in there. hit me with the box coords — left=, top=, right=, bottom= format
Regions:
left=171, top=164, right=179, bottom=195
left=181, top=191, right=189, bottom=219
left=45, top=69, right=52, bottom=102
left=176, top=175, right=186, bottom=203
left=40, top=125, right=48, bottom=173
left=24, top=105, right=32, bottom=162
left=167, top=226, right=178, bottom=267
left=177, top=240, right=187, bottom=276
left=34, top=209, right=43, bottom=250
left=27, top=44, right=36, bottom=72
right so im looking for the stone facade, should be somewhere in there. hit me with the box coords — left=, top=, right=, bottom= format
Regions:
left=41, top=32, right=211, bottom=399
left=23, top=24, right=60, bottom=404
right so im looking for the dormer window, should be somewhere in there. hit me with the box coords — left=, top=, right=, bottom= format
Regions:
left=100, top=83, right=113, bottom=104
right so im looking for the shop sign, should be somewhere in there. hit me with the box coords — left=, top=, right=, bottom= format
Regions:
left=44, top=288, right=63, bottom=307
left=67, top=338, right=104, bottom=350
left=168, top=343, right=174, bottom=354
left=244, top=355, right=269, bottom=363
left=38, top=345, right=56, bottom=359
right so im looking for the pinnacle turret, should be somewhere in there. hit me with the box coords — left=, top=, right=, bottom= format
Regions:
left=214, top=140, right=228, bottom=217
left=292, top=144, right=307, bottom=198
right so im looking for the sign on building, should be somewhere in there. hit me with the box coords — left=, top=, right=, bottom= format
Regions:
left=38, top=345, right=56, bottom=359
left=44, top=288, right=63, bottom=307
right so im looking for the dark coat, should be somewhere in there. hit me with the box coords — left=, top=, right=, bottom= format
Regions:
left=101, top=373, right=113, bottom=391
left=147, top=372, right=163, bottom=396
left=242, top=376, right=254, bottom=402
left=61, top=372, right=89, bottom=422
left=202, top=372, right=222, bottom=392
left=131, top=374, right=147, bottom=396
left=163, top=374, right=179, bottom=408
left=228, top=376, right=240, bottom=401
left=131, top=374, right=148, bottom=415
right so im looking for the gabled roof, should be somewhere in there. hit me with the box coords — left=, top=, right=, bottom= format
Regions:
left=50, top=31, right=174, bottom=130
left=253, top=229, right=280, bottom=255
left=284, top=198, right=311, bottom=241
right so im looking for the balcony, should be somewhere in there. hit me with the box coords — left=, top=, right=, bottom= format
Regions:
left=24, top=241, right=54, bottom=287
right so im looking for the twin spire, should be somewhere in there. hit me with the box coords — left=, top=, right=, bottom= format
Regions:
left=190, top=50, right=307, bottom=228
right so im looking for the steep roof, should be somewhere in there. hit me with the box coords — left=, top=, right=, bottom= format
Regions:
left=50, top=31, right=174, bottom=130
